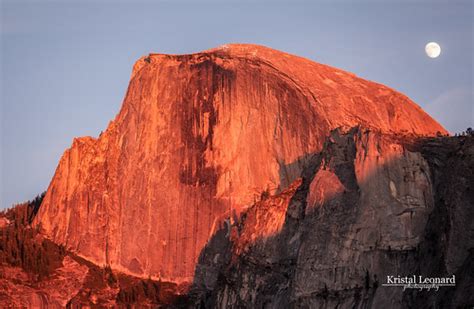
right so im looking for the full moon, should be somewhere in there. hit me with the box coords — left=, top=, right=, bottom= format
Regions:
left=425, top=42, right=441, bottom=58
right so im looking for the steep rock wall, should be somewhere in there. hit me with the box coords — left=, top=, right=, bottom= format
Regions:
left=34, top=44, right=447, bottom=282
left=191, top=129, right=473, bottom=308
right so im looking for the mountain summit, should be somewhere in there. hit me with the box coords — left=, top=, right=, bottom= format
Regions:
left=33, top=44, right=447, bottom=283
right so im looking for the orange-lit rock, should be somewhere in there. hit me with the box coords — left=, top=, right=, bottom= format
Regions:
left=33, top=44, right=447, bottom=283
left=0, top=256, right=89, bottom=307
left=231, top=178, right=303, bottom=258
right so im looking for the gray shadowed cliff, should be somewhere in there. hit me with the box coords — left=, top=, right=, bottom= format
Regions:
left=189, top=128, right=474, bottom=309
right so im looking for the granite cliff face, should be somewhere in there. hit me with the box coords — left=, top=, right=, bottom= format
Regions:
left=33, top=44, right=447, bottom=284
left=190, top=129, right=473, bottom=308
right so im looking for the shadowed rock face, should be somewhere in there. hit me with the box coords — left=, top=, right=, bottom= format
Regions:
left=191, top=129, right=473, bottom=308
left=33, top=44, right=447, bottom=283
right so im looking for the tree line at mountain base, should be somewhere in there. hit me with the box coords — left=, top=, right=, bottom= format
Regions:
left=0, top=193, right=66, bottom=280
left=0, top=195, right=188, bottom=307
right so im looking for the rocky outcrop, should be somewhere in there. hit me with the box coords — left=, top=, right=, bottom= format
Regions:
left=0, top=252, right=187, bottom=308
left=33, top=44, right=447, bottom=284
left=190, top=129, right=473, bottom=308
left=0, top=203, right=187, bottom=308
left=0, top=256, right=88, bottom=308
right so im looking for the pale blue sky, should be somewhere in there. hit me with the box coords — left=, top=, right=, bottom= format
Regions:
left=1, top=0, right=472, bottom=208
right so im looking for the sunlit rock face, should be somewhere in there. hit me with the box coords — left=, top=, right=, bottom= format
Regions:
left=33, top=44, right=447, bottom=283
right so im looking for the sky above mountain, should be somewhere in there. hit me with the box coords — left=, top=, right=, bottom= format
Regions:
left=1, top=0, right=472, bottom=208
